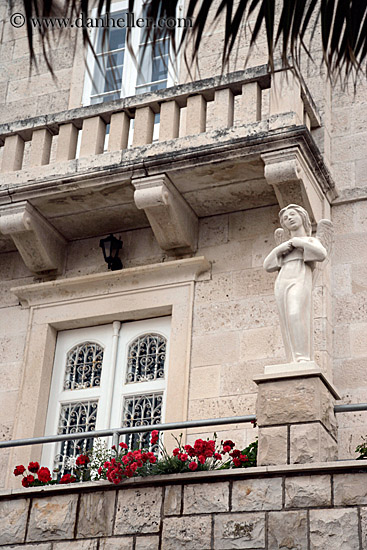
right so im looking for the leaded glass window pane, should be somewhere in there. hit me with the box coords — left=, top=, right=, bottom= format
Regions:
left=64, top=342, right=104, bottom=390
left=122, top=393, right=162, bottom=450
left=54, top=400, right=98, bottom=476
left=126, top=333, right=166, bottom=383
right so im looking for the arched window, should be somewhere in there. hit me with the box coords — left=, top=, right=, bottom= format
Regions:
left=126, top=333, right=167, bottom=383
left=64, top=342, right=104, bottom=390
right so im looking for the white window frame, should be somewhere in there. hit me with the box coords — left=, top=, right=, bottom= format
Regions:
left=42, top=317, right=170, bottom=471
left=82, top=0, right=183, bottom=107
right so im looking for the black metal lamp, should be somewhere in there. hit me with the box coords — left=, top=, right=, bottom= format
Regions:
left=99, top=234, right=123, bottom=271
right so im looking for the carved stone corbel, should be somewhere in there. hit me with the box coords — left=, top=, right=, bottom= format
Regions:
left=0, top=201, right=66, bottom=274
left=261, top=147, right=337, bottom=222
left=132, top=174, right=198, bottom=254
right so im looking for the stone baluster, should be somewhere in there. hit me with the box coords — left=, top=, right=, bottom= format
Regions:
left=79, top=116, right=106, bottom=157
left=29, top=128, right=53, bottom=167
left=159, top=100, right=180, bottom=141
left=1, top=134, right=25, bottom=172
left=56, top=123, right=79, bottom=162
left=133, top=106, right=155, bottom=147
left=239, top=81, right=261, bottom=124
left=108, top=111, right=130, bottom=152
left=185, top=94, right=207, bottom=136
left=214, top=88, right=234, bottom=128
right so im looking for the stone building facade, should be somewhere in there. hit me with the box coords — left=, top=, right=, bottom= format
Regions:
left=0, top=0, right=367, bottom=545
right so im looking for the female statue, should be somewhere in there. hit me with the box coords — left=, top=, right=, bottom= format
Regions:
left=263, top=204, right=332, bottom=363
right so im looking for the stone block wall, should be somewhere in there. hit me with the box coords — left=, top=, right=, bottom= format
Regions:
left=1, top=464, right=367, bottom=549
left=332, top=200, right=367, bottom=458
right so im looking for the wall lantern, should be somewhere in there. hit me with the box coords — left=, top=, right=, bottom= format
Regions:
left=99, top=233, right=123, bottom=271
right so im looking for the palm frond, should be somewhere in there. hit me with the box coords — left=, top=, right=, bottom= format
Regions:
left=13, top=0, right=367, bottom=83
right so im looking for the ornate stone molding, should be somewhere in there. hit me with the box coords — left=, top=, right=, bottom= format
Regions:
left=0, top=201, right=66, bottom=274
left=261, top=147, right=337, bottom=222
left=132, top=174, right=198, bottom=254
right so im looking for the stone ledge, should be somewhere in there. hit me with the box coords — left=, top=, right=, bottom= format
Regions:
left=1, top=460, right=367, bottom=501
left=11, top=256, right=211, bottom=308
left=254, top=368, right=340, bottom=399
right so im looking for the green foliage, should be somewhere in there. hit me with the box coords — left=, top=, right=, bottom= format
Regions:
left=355, top=437, right=367, bottom=460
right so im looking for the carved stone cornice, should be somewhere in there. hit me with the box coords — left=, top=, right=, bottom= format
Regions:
left=261, top=147, right=337, bottom=222
left=0, top=201, right=66, bottom=274
left=133, top=173, right=198, bottom=254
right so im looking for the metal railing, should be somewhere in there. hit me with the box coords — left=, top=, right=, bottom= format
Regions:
left=0, top=403, right=366, bottom=452
left=0, top=414, right=257, bottom=450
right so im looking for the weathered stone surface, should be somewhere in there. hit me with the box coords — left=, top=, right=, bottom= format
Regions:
left=309, top=508, right=360, bottom=550
left=285, top=475, right=331, bottom=507
left=164, top=485, right=182, bottom=516
left=0, top=498, right=29, bottom=545
left=77, top=490, right=115, bottom=538
left=257, top=426, right=288, bottom=466
left=268, top=511, right=308, bottom=550
left=135, top=535, right=160, bottom=549
left=183, top=481, right=229, bottom=514
left=214, top=512, right=266, bottom=549
left=27, top=494, right=78, bottom=542
left=99, top=537, right=133, bottom=550
left=162, top=516, right=212, bottom=549
left=360, top=507, right=367, bottom=550
left=114, top=487, right=162, bottom=535
left=54, top=540, right=98, bottom=550
left=232, top=477, right=282, bottom=511
left=256, top=377, right=336, bottom=435
left=334, top=473, right=367, bottom=505
left=290, top=423, right=337, bottom=463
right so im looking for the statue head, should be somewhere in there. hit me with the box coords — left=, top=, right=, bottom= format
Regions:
left=279, top=204, right=312, bottom=236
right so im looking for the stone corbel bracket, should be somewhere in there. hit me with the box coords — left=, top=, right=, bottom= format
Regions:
left=261, top=147, right=337, bottom=222
left=0, top=201, right=66, bottom=274
left=132, top=174, right=198, bottom=254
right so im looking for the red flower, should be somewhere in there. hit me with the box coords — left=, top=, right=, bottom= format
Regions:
left=184, top=445, right=196, bottom=457
left=150, top=430, right=159, bottom=445
left=198, top=455, right=206, bottom=464
left=28, top=462, right=40, bottom=473
left=214, top=453, right=222, bottom=460
left=119, top=442, right=128, bottom=450
left=189, top=461, right=198, bottom=471
left=223, top=446, right=232, bottom=453
left=22, top=475, right=35, bottom=487
left=13, top=465, right=26, bottom=476
left=230, top=449, right=241, bottom=458
left=76, top=454, right=90, bottom=467
left=60, top=473, right=76, bottom=484
left=179, top=453, right=188, bottom=462
left=223, top=440, right=235, bottom=450
left=38, top=467, right=52, bottom=483
left=172, top=448, right=180, bottom=456
left=233, top=458, right=241, bottom=467
left=240, top=454, right=248, bottom=462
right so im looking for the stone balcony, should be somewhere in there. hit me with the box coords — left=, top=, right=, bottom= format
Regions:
left=0, top=63, right=337, bottom=274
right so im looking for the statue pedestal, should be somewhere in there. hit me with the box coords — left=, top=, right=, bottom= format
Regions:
left=254, top=363, right=340, bottom=466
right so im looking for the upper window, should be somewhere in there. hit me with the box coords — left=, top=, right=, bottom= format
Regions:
left=83, top=1, right=181, bottom=106
left=42, top=317, right=171, bottom=476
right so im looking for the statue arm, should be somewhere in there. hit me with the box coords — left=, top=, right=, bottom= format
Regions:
left=291, top=237, right=327, bottom=262
left=263, top=242, right=292, bottom=272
